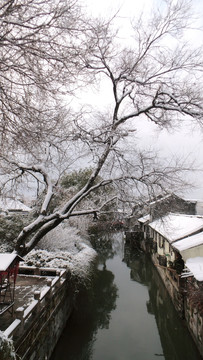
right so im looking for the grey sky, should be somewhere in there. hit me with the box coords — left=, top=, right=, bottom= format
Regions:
left=81, top=0, right=203, bottom=200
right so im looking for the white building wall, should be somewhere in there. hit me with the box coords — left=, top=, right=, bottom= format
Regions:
left=196, top=202, right=203, bottom=215
left=180, top=245, right=203, bottom=262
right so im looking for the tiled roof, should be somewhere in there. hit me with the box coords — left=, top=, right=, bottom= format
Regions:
left=174, top=231, right=203, bottom=251
left=149, top=213, right=203, bottom=243
left=0, top=198, right=31, bottom=212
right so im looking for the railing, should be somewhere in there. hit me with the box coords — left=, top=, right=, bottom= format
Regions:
left=3, top=267, right=67, bottom=338
left=18, top=265, right=62, bottom=277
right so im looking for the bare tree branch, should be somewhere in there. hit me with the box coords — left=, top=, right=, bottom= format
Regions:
left=0, top=0, right=202, bottom=255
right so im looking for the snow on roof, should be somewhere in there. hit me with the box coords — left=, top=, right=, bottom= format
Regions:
left=0, top=198, right=31, bottom=212
left=0, top=253, right=23, bottom=271
left=174, top=231, right=203, bottom=251
left=149, top=213, right=203, bottom=243
left=185, top=257, right=203, bottom=282
left=138, top=214, right=151, bottom=223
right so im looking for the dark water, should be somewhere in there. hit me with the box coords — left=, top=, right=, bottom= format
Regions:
left=50, top=232, right=202, bottom=360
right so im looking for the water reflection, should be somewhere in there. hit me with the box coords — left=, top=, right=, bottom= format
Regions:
left=50, top=233, right=118, bottom=360
left=123, top=242, right=202, bottom=360
left=51, top=232, right=202, bottom=360
left=91, top=231, right=123, bottom=267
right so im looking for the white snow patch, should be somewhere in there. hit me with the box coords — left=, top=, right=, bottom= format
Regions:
left=24, top=225, right=97, bottom=282
left=24, top=244, right=96, bottom=281
left=0, top=253, right=17, bottom=271
left=185, top=257, right=203, bottom=282
left=149, top=213, right=203, bottom=243
left=0, top=253, right=23, bottom=271
left=37, top=224, right=88, bottom=253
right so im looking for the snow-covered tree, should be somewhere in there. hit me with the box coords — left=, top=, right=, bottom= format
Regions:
left=0, top=0, right=202, bottom=255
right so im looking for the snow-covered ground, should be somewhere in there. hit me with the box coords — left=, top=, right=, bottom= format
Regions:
left=23, top=224, right=97, bottom=284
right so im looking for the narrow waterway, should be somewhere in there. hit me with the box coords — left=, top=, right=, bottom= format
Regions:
left=50, top=232, right=202, bottom=360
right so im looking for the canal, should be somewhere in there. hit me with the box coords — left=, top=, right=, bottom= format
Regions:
left=50, top=232, right=202, bottom=360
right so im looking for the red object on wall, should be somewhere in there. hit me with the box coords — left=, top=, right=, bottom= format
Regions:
left=0, top=253, right=23, bottom=315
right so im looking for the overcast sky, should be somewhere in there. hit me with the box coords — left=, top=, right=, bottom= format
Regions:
left=80, top=0, right=203, bottom=200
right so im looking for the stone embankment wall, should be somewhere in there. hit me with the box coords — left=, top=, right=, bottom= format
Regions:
left=1, top=267, right=73, bottom=360
left=184, top=280, right=203, bottom=357
left=125, top=231, right=203, bottom=358
left=151, top=253, right=185, bottom=317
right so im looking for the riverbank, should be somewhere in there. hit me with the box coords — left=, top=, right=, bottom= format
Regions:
left=0, top=224, right=97, bottom=360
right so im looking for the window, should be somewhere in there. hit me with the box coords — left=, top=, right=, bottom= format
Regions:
left=150, top=228, right=154, bottom=238
left=159, top=236, right=164, bottom=248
